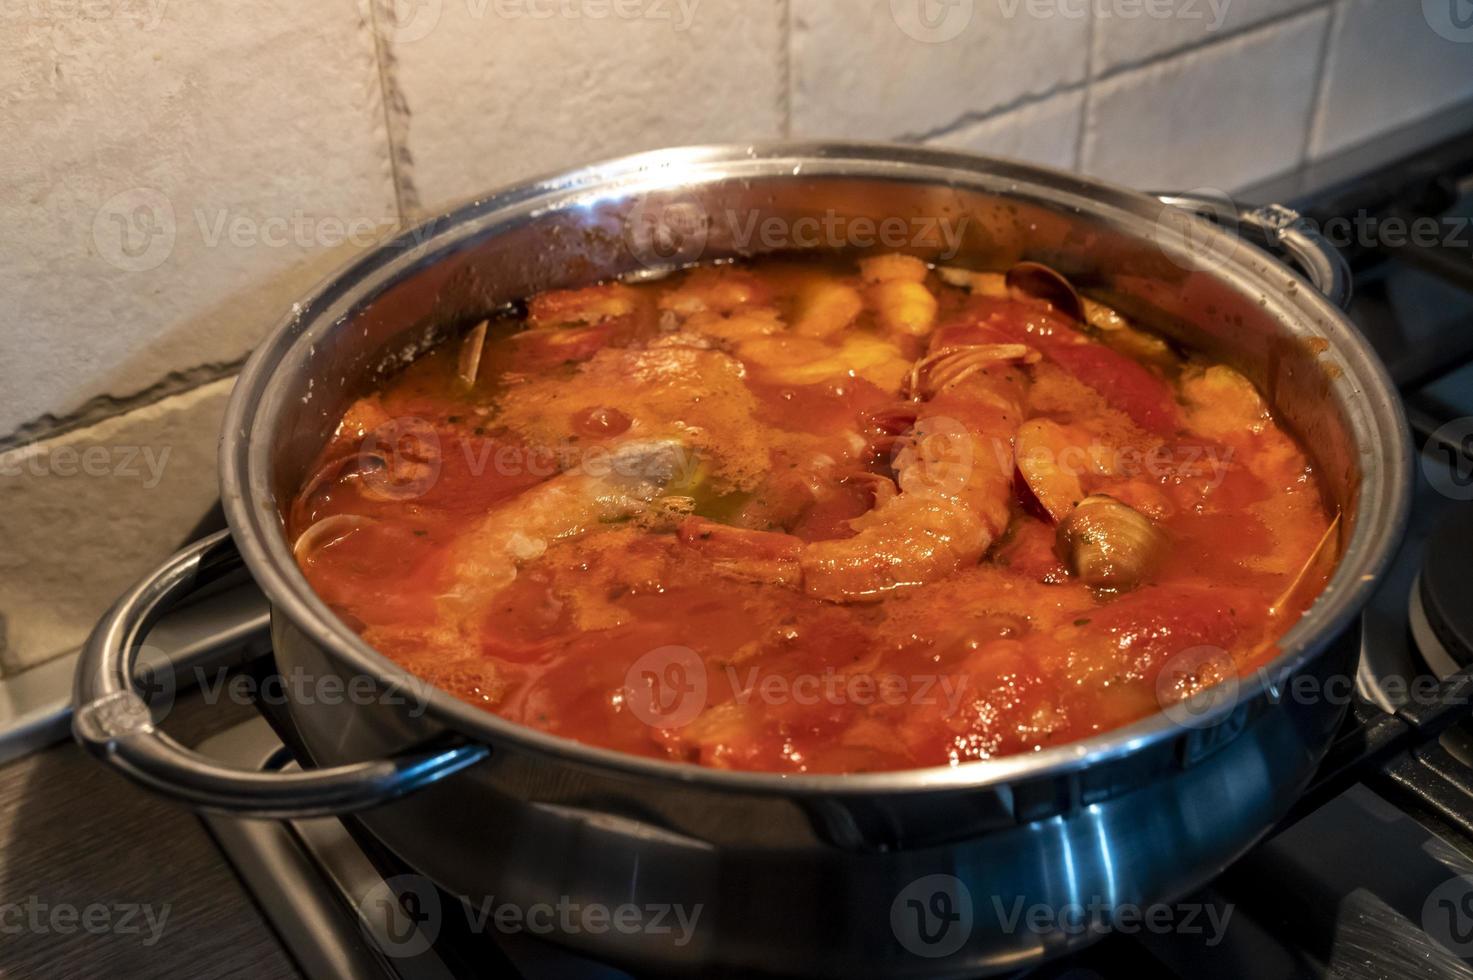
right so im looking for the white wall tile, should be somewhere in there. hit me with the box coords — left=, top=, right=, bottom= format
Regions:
left=0, top=2, right=398, bottom=442
left=1081, top=8, right=1329, bottom=190
left=386, top=0, right=784, bottom=215
left=927, top=89, right=1085, bottom=171
left=0, top=378, right=233, bottom=674
left=791, top=0, right=1089, bottom=140
left=1310, top=0, right=1473, bottom=159
left=1093, top=0, right=1323, bottom=73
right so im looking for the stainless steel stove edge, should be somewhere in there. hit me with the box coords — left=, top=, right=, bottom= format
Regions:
left=0, top=580, right=270, bottom=764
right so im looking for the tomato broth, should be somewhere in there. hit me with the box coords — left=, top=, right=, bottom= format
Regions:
left=289, top=255, right=1335, bottom=773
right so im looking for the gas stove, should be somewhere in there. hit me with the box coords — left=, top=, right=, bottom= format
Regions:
left=167, top=104, right=1473, bottom=979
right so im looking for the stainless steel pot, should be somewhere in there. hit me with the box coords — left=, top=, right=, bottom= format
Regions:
left=75, top=144, right=1411, bottom=977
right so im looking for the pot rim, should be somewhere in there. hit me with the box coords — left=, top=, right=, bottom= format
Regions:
left=220, top=141, right=1412, bottom=796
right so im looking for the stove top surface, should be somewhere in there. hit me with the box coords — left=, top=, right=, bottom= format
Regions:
left=195, top=700, right=1473, bottom=980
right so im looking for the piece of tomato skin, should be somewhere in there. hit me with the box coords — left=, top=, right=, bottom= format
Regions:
left=941, top=298, right=1182, bottom=436
left=1043, top=343, right=1181, bottom=436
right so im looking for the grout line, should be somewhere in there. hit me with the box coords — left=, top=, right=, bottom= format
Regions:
left=1092, top=0, right=1336, bottom=85
left=1073, top=5, right=1099, bottom=174
left=778, top=0, right=792, bottom=138
left=902, top=0, right=1335, bottom=150
left=0, top=359, right=246, bottom=454
left=1301, top=0, right=1343, bottom=165
left=0, top=1, right=425, bottom=455
left=0, top=2, right=416, bottom=455
left=894, top=83, right=1087, bottom=145
left=366, top=0, right=420, bottom=224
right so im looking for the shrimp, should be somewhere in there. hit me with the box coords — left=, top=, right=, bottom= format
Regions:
left=680, top=333, right=1038, bottom=602
left=658, top=266, right=767, bottom=316
left=440, top=438, right=688, bottom=615
left=792, top=279, right=864, bottom=339
left=527, top=282, right=638, bottom=329
left=1015, top=417, right=1118, bottom=522
left=1180, top=365, right=1304, bottom=490
left=801, top=340, right=1036, bottom=599
left=859, top=253, right=938, bottom=337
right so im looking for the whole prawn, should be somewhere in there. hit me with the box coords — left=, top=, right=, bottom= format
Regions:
left=439, top=438, right=689, bottom=616
left=681, top=326, right=1038, bottom=602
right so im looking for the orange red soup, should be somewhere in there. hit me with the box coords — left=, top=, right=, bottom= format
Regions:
left=289, top=255, right=1334, bottom=773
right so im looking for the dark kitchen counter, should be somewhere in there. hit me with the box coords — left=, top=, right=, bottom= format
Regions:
left=0, top=691, right=299, bottom=978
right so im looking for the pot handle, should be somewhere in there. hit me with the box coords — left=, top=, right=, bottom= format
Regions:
left=1154, top=193, right=1353, bottom=310
left=72, top=529, right=490, bottom=818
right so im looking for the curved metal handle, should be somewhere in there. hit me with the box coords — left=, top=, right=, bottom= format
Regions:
left=1155, top=192, right=1353, bottom=310
left=72, top=529, right=489, bottom=818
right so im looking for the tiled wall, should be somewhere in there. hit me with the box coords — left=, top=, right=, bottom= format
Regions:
left=2, top=0, right=1470, bottom=673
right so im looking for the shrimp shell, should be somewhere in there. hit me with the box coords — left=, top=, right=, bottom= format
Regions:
left=908, top=343, right=1040, bottom=400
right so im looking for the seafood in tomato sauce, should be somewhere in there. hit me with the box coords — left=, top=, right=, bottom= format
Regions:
left=289, top=255, right=1337, bottom=774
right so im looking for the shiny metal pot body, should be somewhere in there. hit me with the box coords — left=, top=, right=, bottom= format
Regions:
left=76, top=145, right=1411, bottom=977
